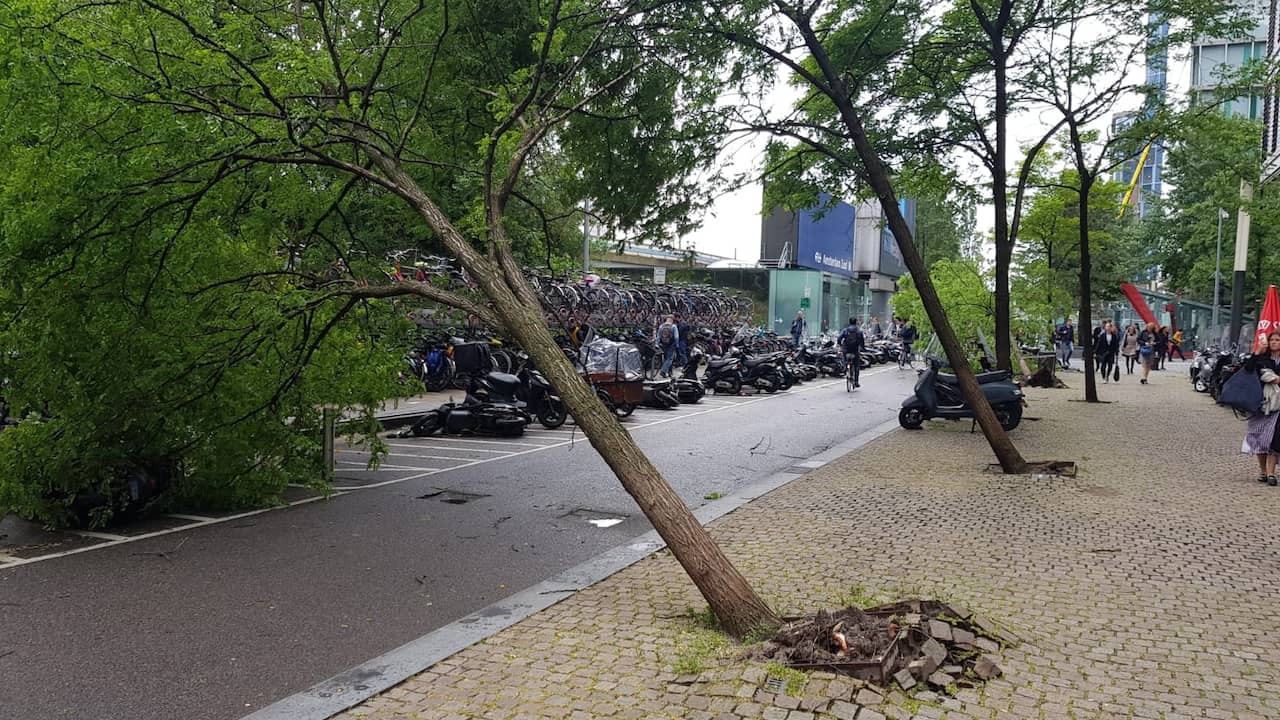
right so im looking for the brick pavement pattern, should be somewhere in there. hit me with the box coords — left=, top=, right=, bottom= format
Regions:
left=337, top=363, right=1280, bottom=719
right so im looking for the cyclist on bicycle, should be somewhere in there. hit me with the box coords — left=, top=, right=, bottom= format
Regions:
left=837, top=318, right=865, bottom=388
left=899, top=319, right=917, bottom=368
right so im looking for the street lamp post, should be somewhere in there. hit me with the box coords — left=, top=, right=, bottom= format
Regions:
left=1212, top=207, right=1225, bottom=338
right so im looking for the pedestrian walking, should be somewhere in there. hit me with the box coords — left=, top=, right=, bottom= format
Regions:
left=1169, top=328, right=1186, bottom=360
left=1138, top=322, right=1158, bottom=384
left=870, top=315, right=883, bottom=338
left=1055, top=318, right=1075, bottom=371
left=1243, top=329, right=1280, bottom=485
left=790, top=311, right=806, bottom=347
left=1155, top=326, right=1169, bottom=370
left=674, top=312, right=691, bottom=367
left=1120, top=324, right=1139, bottom=375
left=657, top=314, right=679, bottom=377
left=1093, top=320, right=1120, bottom=382
left=838, top=318, right=865, bottom=388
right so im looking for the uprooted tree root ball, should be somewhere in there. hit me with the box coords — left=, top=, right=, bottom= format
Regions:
left=750, top=599, right=1019, bottom=695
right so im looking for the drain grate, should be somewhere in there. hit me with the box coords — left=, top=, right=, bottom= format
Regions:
left=762, top=678, right=786, bottom=693
left=417, top=489, right=490, bottom=504
left=561, top=508, right=627, bottom=528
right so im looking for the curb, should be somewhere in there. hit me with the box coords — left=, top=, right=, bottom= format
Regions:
left=241, top=417, right=902, bottom=720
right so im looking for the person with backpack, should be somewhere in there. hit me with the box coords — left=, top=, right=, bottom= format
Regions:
left=657, top=315, right=679, bottom=377
left=674, top=312, right=692, bottom=367
left=837, top=318, right=866, bottom=388
left=899, top=320, right=918, bottom=369
left=790, top=311, right=806, bottom=346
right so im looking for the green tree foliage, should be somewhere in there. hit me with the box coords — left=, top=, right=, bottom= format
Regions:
left=894, top=258, right=994, bottom=346
left=0, top=0, right=726, bottom=525
left=1140, top=114, right=1280, bottom=311
left=1012, top=171, right=1140, bottom=332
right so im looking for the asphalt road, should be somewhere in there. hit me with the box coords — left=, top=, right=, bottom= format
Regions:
left=0, top=367, right=917, bottom=720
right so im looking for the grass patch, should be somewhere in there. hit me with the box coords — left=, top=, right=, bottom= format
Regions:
left=671, top=627, right=730, bottom=675
left=703, top=491, right=724, bottom=500
left=763, top=663, right=808, bottom=697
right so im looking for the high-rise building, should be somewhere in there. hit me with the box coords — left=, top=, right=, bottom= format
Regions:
left=1190, top=0, right=1268, bottom=119
left=1264, top=0, right=1280, bottom=179
left=1111, top=14, right=1170, bottom=218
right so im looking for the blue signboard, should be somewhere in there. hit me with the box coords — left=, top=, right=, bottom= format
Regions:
left=796, top=195, right=855, bottom=277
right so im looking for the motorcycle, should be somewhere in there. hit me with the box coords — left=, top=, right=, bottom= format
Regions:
left=732, top=347, right=788, bottom=393
left=398, top=399, right=530, bottom=438
left=642, top=378, right=682, bottom=409
left=698, top=352, right=746, bottom=395
left=467, top=364, right=567, bottom=429
left=898, top=358, right=1025, bottom=431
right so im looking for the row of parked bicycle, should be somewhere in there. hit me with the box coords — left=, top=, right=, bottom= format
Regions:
left=395, top=328, right=915, bottom=439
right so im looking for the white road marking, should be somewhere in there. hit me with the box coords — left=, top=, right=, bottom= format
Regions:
left=72, top=530, right=128, bottom=541
left=165, top=513, right=216, bottom=522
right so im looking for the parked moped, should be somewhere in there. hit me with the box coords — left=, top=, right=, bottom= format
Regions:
left=898, top=358, right=1025, bottom=431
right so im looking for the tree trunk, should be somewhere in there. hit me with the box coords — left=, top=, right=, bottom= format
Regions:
left=833, top=95, right=1028, bottom=474
left=991, top=38, right=1012, bottom=372
left=1078, top=175, right=1097, bottom=403
left=499, top=276, right=779, bottom=638
left=368, top=150, right=780, bottom=637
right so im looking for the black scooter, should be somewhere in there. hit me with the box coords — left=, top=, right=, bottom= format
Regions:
left=399, top=400, right=530, bottom=438
left=898, top=358, right=1025, bottom=431
left=467, top=366, right=567, bottom=429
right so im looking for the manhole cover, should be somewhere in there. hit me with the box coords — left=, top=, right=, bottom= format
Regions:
left=561, top=508, right=627, bottom=528
left=417, top=489, right=490, bottom=505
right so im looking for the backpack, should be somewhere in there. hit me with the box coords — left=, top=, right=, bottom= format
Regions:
left=901, top=326, right=917, bottom=344
left=841, top=327, right=862, bottom=353
left=658, top=323, right=675, bottom=347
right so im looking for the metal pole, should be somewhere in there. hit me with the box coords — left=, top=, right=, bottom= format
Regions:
left=1212, top=207, right=1224, bottom=337
left=1229, top=181, right=1252, bottom=347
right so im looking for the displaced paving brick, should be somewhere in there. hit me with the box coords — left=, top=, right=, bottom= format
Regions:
left=893, top=668, right=916, bottom=691
left=827, top=699, right=859, bottom=720
left=927, top=620, right=953, bottom=642
left=951, top=628, right=976, bottom=648
left=921, top=637, right=948, bottom=666
left=854, top=688, right=884, bottom=706
left=856, top=709, right=887, bottom=720
left=973, top=637, right=1000, bottom=654
left=973, top=655, right=1003, bottom=680
left=927, top=671, right=954, bottom=687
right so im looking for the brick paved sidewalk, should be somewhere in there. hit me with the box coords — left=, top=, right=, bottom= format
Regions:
left=339, top=362, right=1280, bottom=720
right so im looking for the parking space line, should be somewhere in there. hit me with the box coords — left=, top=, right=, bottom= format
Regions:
left=72, top=530, right=128, bottom=541
left=336, top=461, right=442, bottom=472
left=403, top=436, right=551, bottom=448
left=381, top=440, right=512, bottom=450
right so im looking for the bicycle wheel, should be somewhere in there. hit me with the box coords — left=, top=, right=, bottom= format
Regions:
left=846, top=369, right=854, bottom=392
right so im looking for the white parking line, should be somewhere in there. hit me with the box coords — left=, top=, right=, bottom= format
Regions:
left=383, top=442, right=511, bottom=455
left=336, top=461, right=441, bottom=472
left=73, top=530, right=128, bottom=541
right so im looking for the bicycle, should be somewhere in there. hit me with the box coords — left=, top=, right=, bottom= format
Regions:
left=844, top=353, right=859, bottom=391
left=898, top=343, right=914, bottom=369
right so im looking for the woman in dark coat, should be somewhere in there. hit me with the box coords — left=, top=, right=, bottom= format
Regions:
left=1243, top=329, right=1280, bottom=485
